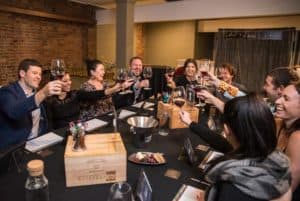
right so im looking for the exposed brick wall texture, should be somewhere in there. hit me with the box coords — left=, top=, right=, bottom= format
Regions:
left=135, top=23, right=145, bottom=59
left=0, top=1, right=96, bottom=85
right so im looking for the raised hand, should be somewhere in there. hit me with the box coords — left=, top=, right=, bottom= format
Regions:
left=179, top=110, right=192, bottom=126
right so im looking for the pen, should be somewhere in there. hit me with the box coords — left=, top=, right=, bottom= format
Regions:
left=190, top=178, right=210, bottom=186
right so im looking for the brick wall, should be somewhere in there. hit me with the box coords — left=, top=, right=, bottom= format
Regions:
left=135, top=23, right=145, bottom=59
left=0, top=0, right=96, bottom=85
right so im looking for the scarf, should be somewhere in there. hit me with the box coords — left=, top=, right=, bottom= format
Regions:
left=205, top=150, right=291, bottom=201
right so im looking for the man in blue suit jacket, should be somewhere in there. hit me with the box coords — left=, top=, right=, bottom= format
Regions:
left=0, top=59, right=63, bottom=150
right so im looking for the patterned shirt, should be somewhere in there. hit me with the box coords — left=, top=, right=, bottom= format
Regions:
left=79, top=82, right=113, bottom=120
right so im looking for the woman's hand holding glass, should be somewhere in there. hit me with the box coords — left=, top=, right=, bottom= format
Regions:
left=197, top=90, right=225, bottom=113
left=122, top=79, right=134, bottom=90
left=115, top=68, right=132, bottom=94
left=179, top=110, right=192, bottom=126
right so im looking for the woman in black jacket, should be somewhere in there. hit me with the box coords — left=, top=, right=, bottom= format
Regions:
left=182, top=94, right=291, bottom=201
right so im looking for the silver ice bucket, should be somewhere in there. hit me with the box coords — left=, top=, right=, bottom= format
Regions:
left=127, top=116, right=158, bottom=148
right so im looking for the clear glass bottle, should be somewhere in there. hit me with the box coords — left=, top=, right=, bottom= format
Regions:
left=25, top=160, right=49, bottom=201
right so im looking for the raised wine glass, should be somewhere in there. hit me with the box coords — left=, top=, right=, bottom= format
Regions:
left=115, top=68, right=128, bottom=95
left=194, top=84, right=207, bottom=107
left=172, top=86, right=186, bottom=110
left=142, top=66, right=152, bottom=90
left=50, top=59, right=65, bottom=80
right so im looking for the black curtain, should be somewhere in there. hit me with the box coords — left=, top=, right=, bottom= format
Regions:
left=213, top=28, right=297, bottom=91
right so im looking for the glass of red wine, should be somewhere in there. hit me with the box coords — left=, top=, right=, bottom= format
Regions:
left=115, top=68, right=128, bottom=95
left=142, top=66, right=152, bottom=90
left=50, top=59, right=65, bottom=80
left=194, top=84, right=207, bottom=107
left=172, top=86, right=186, bottom=110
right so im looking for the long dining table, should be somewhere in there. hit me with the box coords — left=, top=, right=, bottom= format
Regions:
left=0, top=102, right=209, bottom=201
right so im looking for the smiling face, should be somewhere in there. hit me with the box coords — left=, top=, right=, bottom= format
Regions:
left=61, top=73, right=72, bottom=92
left=91, top=64, right=105, bottom=82
left=19, top=65, right=42, bottom=90
left=130, top=58, right=143, bottom=77
left=263, top=76, right=283, bottom=102
left=275, top=85, right=300, bottom=126
left=218, top=67, right=234, bottom=84
left=185, top=62, right=197, bottom=78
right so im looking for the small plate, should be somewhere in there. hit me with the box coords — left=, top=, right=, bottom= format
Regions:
left=128, top=152, right=166, bottom=165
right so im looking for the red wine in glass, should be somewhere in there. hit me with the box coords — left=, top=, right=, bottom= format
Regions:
left=174, top=98, right=185, bottom=108
left=116, top=78, right=126, bottom=84
left=167, top=73, right=174, bottom=78
left=51, top=59, right=65, bottom=80
left=194, top=85, right=206, bottom=107
left=51, top=69, right=65, bottom=80
left=200, top=70, right=208, bottom=77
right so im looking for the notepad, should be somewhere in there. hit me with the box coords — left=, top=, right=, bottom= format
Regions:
left=84, top=119, right=108, bottom=132
left=173, top=185, right=205, bottom=201
left=25, top=132, right=64, bottom=153
left=118, top=109, right=136, bottom=119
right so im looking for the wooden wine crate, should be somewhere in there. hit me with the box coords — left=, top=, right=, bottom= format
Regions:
left=157, top=101, right=199, bottom=129
left=64, top=133, right=126, bottom=187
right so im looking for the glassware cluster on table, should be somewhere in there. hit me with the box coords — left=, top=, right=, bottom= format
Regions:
left=115, top=67, right=153, bottom=95
left=163, top=64, right=213, bottom=109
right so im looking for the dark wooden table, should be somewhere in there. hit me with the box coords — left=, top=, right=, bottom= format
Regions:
left=0, top=105, right=208, bottom=201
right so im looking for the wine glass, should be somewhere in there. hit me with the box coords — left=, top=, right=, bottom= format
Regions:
left=107, top=182, right=134, bottom=201
left=142, top=66, right=152, bottom=90
left=166, top=66, right=175, bottom=78
left=115, top=68, right=128, bottom=95
left=50, top=59, right=65, bottom=80
left=186, top=84, right=195, bottom=107
left=158, top=112, right=169, bottom=136
left=172, top=86, right=186, bottom=110
left=194, top=84, right=207, bottom=107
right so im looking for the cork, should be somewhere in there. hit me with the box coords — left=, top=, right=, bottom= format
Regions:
left=27, top=160, right=44, bottom=176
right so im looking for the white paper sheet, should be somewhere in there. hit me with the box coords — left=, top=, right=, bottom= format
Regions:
left=25, top=132, right=64, bottom=153
left=132, top=101, right=155, bottom=109
left=84, top=119, right=108, bottom=132
left=173, top=185, right=205, bottom=201
left=118, top=109, right=136, bottom=119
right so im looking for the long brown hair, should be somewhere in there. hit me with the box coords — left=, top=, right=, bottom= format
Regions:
left=286, top=81, right=300, bottom=136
